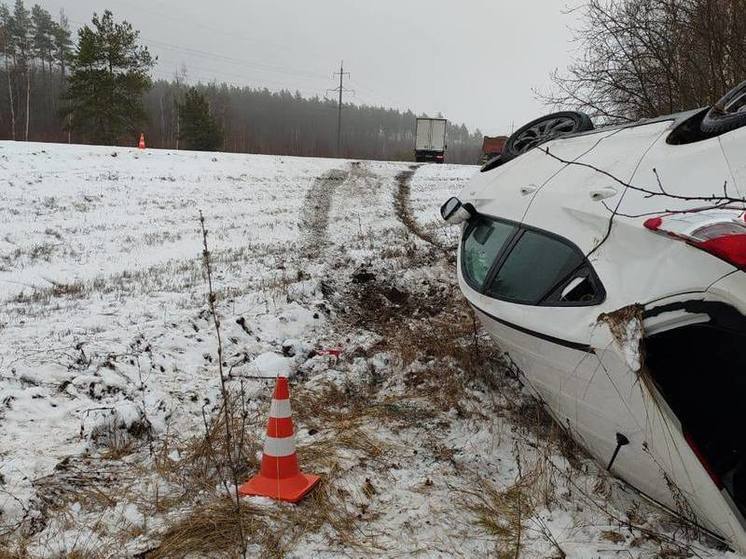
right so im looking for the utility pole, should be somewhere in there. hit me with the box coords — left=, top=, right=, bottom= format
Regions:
left=328, top=60, right=352, bottom=158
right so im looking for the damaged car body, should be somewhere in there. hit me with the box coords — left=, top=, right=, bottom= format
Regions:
left=444, top=83, right=746, bottom=551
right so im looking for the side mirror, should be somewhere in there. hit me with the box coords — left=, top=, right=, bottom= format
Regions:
left=440, top=197, right=474, bottom=224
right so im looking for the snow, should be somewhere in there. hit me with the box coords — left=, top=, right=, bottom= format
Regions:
left=0, top=141, right=738, bottom=557
left=249, top=351, right=292, bottom=378
left=621, top=317, right=644, bottom=372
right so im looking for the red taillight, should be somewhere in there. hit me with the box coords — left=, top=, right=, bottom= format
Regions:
left=643, top=210, right=746, bottom=270
left=643, top=217, right=663, bottom=231
left=693, top=234, right=746, bottom=269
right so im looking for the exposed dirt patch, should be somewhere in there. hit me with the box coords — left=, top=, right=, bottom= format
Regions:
left=300, top=167, right=349, bottom=254
left=393, top=165, right=446, bottom=249
left=343, top=270, right=452, bottom=333
left=318, top=257, right=508, bottom=421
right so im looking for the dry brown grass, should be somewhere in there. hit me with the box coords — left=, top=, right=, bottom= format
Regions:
left=142, top=385, right=387, bottom=557
left=501, top=389, right=587, bottom=471
left=26, top=393, right=263, bottom=553
left=460, top=444, right=567, bottom=559
left=11, top=280, right=87, bottom=304
left=297, top=428, right=391, bottom=472
left=33, top=394, right=257, bottom=515
left=293, top=380, right=437, bottom=434
left=152, top=396, right=262, bottom=502
left=462, top=468, right=544, bottom=558
left=0, top=545, right=23, bottom=559
left=392, top=309, right=503, bottom=416
left=34, top=457, right=137, bottom=515
left=12, top=373, right=393, bottom=557
left=292, top=380, right=370, bottom=430
left=601, top=529, right=626, bottom=544
left=147, top=480, right=368, bottom=559
left=86, top=412, right=154, bottom=461
left=339, top=272, right=505, bottom=420
left=0, top=547, right=83, bottom=559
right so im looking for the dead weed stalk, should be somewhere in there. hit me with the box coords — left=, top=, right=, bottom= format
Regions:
left=199, top=211, right=247, bottom=557
left=153, top=395, right=261, bottom=501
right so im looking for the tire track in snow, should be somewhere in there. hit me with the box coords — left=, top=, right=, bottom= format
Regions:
left=393, top=164, right=446, bottom=249
left=300, top=166, right=349, bottom=254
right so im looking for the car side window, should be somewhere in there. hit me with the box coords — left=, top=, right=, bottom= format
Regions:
left=462, top=218, right=517, bottom=290
left=544, top=267, right=600, bottom=305
left=484, top=229, right=604, bottom=306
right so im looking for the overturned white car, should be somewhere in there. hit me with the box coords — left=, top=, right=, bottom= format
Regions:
left=444, top=82, right=746, bottom=550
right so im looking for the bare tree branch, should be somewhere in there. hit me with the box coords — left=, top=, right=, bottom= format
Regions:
left=538, top=145, right=745, bottom=258
left=538, top=0, right=746, bottom=122
left=541, top=146, right=746, bottom=204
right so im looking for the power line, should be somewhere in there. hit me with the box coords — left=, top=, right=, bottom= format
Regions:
left=111, top=0, right=332, bottom=76
left=64, top=13, right=400, bottom=115
left=63, top=16, right=430, bottom=127
left=146, top=38, right=329, bottom=83
left=153, top=54, right=323, bottom=96
left=64, top=17, right=330, bottom=87
left=346, top=76, right=404, bottom=111
left=327, top=60, right=353, bottom=157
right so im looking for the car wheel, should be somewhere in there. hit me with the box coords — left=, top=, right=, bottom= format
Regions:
left=504, top=111, right=594, bottom=159
left=701, top=80, right=746, bottom=135
left=480, top=111, right=594, bottom=173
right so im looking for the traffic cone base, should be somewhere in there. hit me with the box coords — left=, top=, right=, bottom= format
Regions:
left=238, top=472, right=320, bottom=503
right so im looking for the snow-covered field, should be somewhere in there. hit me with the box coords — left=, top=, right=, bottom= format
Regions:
left=0, top=141, right=739, bottom=558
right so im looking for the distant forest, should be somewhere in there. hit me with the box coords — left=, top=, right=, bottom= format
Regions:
left=0, top=2, right=483, bottom=163
left=143, top=81, right=484, bottom=162
left=0, top=71, right=484, bottom=163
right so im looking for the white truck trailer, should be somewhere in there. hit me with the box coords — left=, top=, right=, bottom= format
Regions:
left=415, top=117, right=447, bottom=163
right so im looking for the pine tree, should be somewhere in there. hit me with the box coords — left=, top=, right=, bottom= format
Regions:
left=11, top=0, right=31, bottom=140
left=52, top=10, right=71, bottom=82
left=0, top=3, right=16, bottom=139
left=63, top=10, right=154, bottom=145
left=31, top=5, right=53, bottom=74
left=178, top=87, right=222, bottom=151
left=52, top=9, right=71, bottom=142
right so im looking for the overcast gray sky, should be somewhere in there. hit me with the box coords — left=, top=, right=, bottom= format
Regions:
left=35, top=0, right=583, bottom=135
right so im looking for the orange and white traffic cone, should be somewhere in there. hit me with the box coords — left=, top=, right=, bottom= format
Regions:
left=238, top=376, right=319, bottom=503
left=138, top=133, right=146, bottom=149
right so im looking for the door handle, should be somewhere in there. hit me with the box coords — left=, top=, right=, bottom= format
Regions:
left=520, top=186, right=538, bottom=196
left=590, top=187, right=618, bottom=201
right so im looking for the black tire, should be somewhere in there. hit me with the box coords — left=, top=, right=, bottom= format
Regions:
left=503, top=111, right=594, bottom=160
left=701, top=80, right=746, bottom=135
left=480, top=111, right=594, bottom=172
